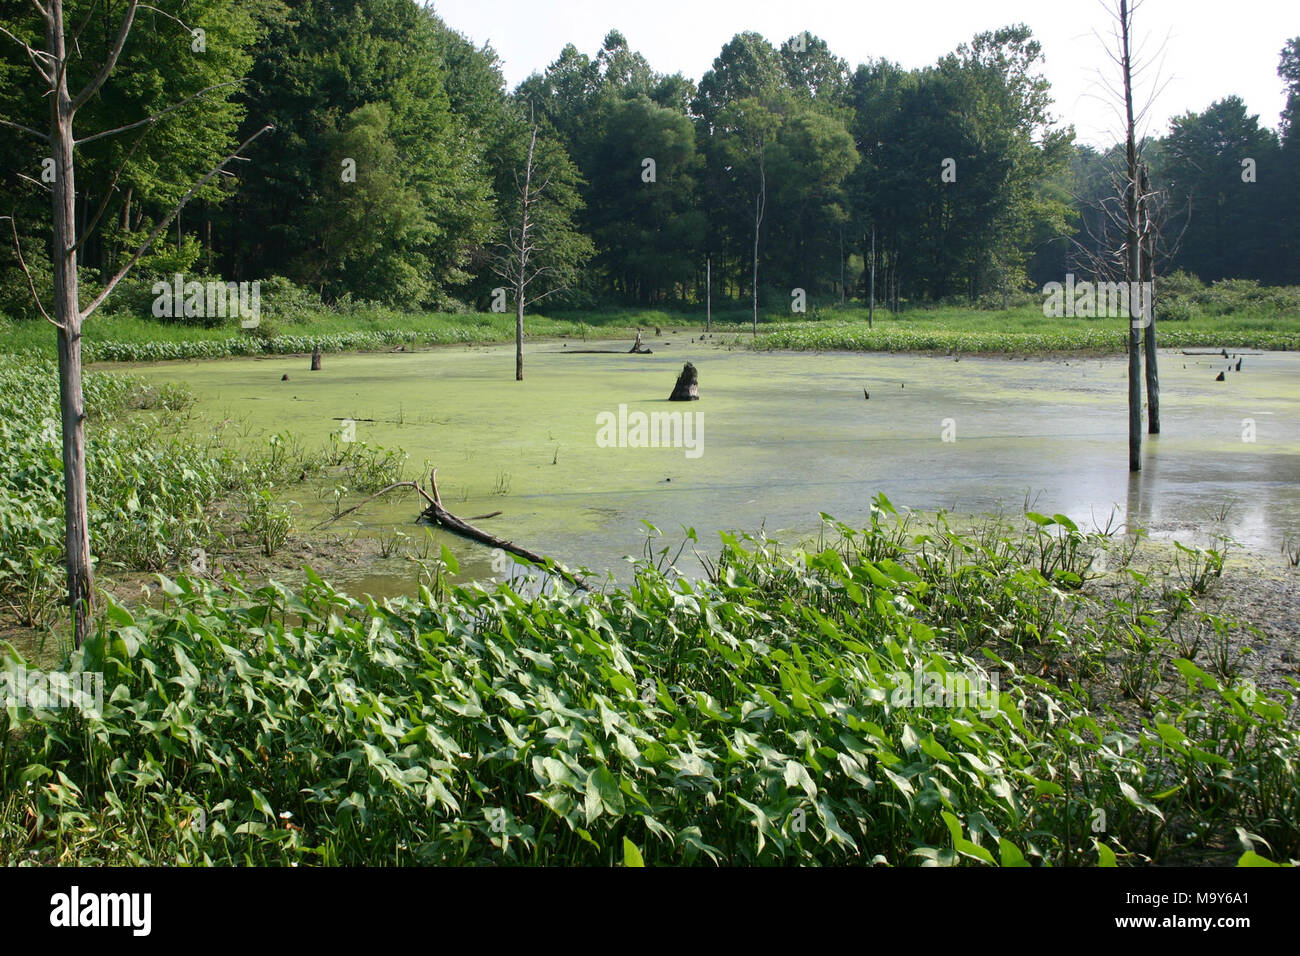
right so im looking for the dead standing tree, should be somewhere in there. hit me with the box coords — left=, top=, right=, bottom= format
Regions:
left=0, top=0, right=271, bottom=646
left=1071, top=0, right=1178, bottom=468
left=1118, top=0, right=1144, bottom=472
left=491, top=119, right=588, bottom=382
left=498, top=123, right=538, bottom=382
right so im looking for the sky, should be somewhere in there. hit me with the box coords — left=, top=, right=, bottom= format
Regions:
left=428, top=0, right=1295, bottom=147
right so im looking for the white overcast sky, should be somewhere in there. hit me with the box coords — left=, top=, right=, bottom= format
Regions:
left=428, top=0, right=1295, bottom=147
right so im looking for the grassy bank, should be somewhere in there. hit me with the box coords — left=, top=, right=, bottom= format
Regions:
left=0, top=358, right=407, bottom=655
left=2, top=300, right=1297, bottom=364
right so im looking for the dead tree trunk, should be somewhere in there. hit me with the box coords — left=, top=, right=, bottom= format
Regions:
left=311, top=344, right=322, bottom=370
left=515, top=125, right=537, bottom=382
left=1140, top=163, right=1160, bottom=434
left=1121, top=0, right=1143, bottom=472
left=49, top=7, right=94, bottom=649
left=669, top=362, right=699, bottom=401
left=752, top=148, right=766, bottom=336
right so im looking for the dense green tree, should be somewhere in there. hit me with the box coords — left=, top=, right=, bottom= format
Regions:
left=7, top=8, right=1294, bottom=325
left=764, top=110, right=858, bottom=297
left=516, top=31, right=701, bottom=304
left=1157, top=97, right=1281, bottom=282
left=845, top=26, right=1070, bottom=307
left=1, top=0, right=269, bottom=315
left=582, top=96, right=704, bottom=302
left=221, top=0, right=493, bottom=305
left=1275, top=38, right=1300, bottom=282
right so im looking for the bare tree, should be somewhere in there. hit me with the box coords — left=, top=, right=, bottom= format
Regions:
left=2, top=0, right=270, bottom=646
left=1139, top=162, right=1160, bottom=434
left=491, top=119, right=588, bottom=381
left=752, top=140, right=766, bottom=335
left=1071, top=0, right=1179, bottom=469
left=506, top=124, right=538, bottom=381
left=1119, top=0, right=1144, bottom=472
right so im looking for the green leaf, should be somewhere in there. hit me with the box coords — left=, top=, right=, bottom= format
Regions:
left=998, top=838, right=1029, bottom=867
left=1095, top=840, right=1118, bottom=867
left=249, top=788, right=274, bottom=820
left=622, top=837, right=645, bottom=867
left=783, top=760, right=817, bottom=798
left=1236, top=851, right=1281, bottom=867
left=1118, top=782, right=1163, bottom=820
left=584, top=766, right=625, bottom=822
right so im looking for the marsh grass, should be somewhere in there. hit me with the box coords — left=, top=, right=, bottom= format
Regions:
left=2, top=300, right=1296, bottom=363
left=1, top=492, right=1295, bottom=867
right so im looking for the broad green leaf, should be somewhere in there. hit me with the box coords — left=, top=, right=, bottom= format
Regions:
left=622, top=837, right=645, bottom=867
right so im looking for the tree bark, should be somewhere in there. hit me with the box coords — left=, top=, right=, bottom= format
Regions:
left=1140, top=163, right=1160, bottom=434
left=752, top=144, right=766, bottom=335
left=49, top=3, right=94, bottom=648
left=1121, top=0, right=1143, bottom=472
left=869, top=227, right=875, bottom=328
left=515, top=125, right=536, bottom=382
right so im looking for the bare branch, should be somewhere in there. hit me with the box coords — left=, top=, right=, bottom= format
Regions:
left=72, top=121, right=156, bottom=254
left=0, top=23, right=54, bottom=82
left=15, top=171, right=52, bottom=192
left=71, top=0, right=139, bottom=113
left=75, top=80, right=242, bottom=147
left=0, top=116, right=50, bottom=142
left=79, top=124, right=274, bottom=320
left=528, top=287, right=569, bottom=304
left=1, top=215, right=57, bottom=327
left=136, top=4, right=194, bottom=31
left=69, top=0, right=99, bottom=50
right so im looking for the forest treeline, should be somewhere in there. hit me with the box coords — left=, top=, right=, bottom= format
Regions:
left=2, top=0, right=1298, bottom=318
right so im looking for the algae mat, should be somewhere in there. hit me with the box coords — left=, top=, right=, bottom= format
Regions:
left=129, top=341, right=1300, bottom=593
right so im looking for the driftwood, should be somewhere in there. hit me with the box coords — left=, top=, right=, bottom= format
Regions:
left=312, top=479, right=436, bottom=529
left=316, top=470, right=586, bottom=589
left=562, top=349, right=653, bottom=354
left=421, top=471, right=587, bottom=589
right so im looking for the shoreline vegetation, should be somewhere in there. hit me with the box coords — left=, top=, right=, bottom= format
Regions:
left=2, top=285, right=1299, bottom=364
left=3, top=0, right=1298, bottom=873
left=1, top=358, right=1297, bottom=866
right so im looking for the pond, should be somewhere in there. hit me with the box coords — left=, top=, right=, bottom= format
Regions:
left=130, top=339, right=1300, bottom=597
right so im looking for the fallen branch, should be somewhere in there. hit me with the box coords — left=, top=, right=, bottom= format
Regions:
left=317, top=469, right=587, bottom=589
left=422, top=495, right=587, bottom=591
left=560, top=349, right=654, bottom=355
left=312, top=480, right=432, bottom=529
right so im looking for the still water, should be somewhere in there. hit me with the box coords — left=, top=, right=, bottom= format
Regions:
left=133, top=340, right=1300, bottom=596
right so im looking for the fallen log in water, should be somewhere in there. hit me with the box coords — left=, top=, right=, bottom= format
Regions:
left=558, top=349, right=655, bottom=354
left=316, top=470, right=587, bottom=589
left=420, top=471, right=587, bottom=589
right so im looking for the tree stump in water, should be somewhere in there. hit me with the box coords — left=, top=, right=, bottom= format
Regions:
left=310, top=345, right=322, bottom=371
left=629, top=330, right=652, bottom=354
left=669, top=362, right=699, bottom=401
